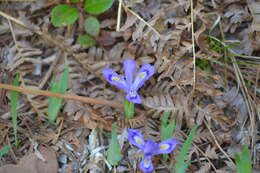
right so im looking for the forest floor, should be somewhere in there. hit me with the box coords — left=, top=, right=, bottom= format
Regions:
left=0, top=0, right=260, bottom=173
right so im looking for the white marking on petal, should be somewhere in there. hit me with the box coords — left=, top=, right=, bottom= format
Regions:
left=144, top=159, right=151, bottom=168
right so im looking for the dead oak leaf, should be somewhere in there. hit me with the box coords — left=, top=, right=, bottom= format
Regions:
left=0, top=146, right=58, bottom=173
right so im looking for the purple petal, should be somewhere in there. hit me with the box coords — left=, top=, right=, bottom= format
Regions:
left=156, top=138, right=180, bottom=155
left=128, top=129, right=145, bottom=150
left=102, top=68, right=128, bottom=91
left=123, top=59, right=136, bottom=84
left=126, top=92, right=142, bottom=104
left=132, top=64, right=155, bottom=91
left=139, top=157, right=153, bottom=173
left=143, top=139, right=159, bottom=157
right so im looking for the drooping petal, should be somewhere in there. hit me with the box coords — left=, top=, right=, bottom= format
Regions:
left=126, top=91, right=142, bottom=104
left=128, top=129, right=145, bottom=150
left=102, top=68, right=128, bottom=91
left=143, top=139, right=159, bottom=157
left=139, top=157, right=154, bottom=173
left=123, top=59, right=136, bottom=84
left=132, top=64, right=155, bottom=91
left=156, top=138, right=180, bottom=155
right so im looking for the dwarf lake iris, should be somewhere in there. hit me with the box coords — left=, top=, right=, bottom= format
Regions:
left=128, top=129, right=180, bottom=173
left=102, top=59, right=155, bottom=104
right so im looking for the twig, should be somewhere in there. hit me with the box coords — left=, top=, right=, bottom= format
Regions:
left=0, top=11, right=74, bottom=54
left=219, top=21, right=257, bottom=164
left=0, top=83, right=123, bottom=109
left=116, top=0, right=123, bottom=31
left=123, top=5, right=161, bottom=38
left=205, top=123, right=236, bottom=168
left=178, top=129, right=218, bottom=172
left=39, top=52, right=61, bottom=89
left=190, top=0, right=196, bottom=91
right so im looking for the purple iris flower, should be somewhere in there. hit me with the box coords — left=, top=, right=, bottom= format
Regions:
left=128, top=129, right=180, bottom=173
left=102, top=59, right=155, bottom=104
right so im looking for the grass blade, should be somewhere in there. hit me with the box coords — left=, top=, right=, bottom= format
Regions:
left=161, top=111, right=175, bottom=141
left=235, top=146, right=252, bottom=173
left=174, top=126, right=197, bottom=173
left=59, top=68, right=69, bottom=93
left=107, top=123, right=122, bottom=166
left=47, top=68, right=69, bottom=124
left=10, top=73, right=20, bottom=147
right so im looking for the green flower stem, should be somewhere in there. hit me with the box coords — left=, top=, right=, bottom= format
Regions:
left=124, top=99, right=134, bottom=118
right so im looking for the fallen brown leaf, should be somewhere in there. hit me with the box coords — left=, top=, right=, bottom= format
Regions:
left=0, top=146, right=58, bottom=173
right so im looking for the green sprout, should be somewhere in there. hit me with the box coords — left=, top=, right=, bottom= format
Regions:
left=47, top=68, right=69, bottom=124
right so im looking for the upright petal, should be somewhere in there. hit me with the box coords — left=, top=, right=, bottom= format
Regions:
left=143, top=139, right=159, bottom=157
left=139, top=157, right=154, bottom=173
left=156, top=138, right=180, bottom=155
left=126, top=91, right=142, bottom=104
left=123, top=59, right=136, bottom=84
left=102, top=68, right=128, bottom=91
left=132, top=64, right=155, bottom=91
left=128, top=129, right=145, bottom=150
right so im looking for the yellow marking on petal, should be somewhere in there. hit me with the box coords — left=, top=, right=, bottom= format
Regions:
left=112, top=76, right=120, bottom=81
left=134, top=136, right=143, bottom=145
left=160, top=144, right=169, bottom=150
left=139, top=72, right=146, bottom=79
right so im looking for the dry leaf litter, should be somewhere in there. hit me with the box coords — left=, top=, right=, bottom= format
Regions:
left=0, top=0, right=259, bottom=173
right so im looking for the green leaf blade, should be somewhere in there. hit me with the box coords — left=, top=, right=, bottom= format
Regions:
left=161, top=111, right=175, bottom=141
left=59, top=68, right=69, bottom=93
left=107, top=123, right=122, bottom=165
left=123, top=99, right=134, bottom=118
left=51, top=5, right=79, bottom=27
left=84, top=17, right=100, bottom=36
left=48, top=82, right=62, bottom=124
left=175, top=126, right=197, bottom=173
left=84, top=0, right=114, bottom=14
left=11, top=74, right=20, bottom=147
left=47, top=68, right=69, bottom=124
left=235, top=146, right=252, bottom=173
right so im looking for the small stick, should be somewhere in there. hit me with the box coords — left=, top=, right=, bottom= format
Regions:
left=123, top=5, right=161, bottom=38
left=0, top=83, right=123, bottom=109
left=190, top=0, right=196, bottom=92
left=205, top=123, right=236, bottom=168
left=116, top=0, right=123, bottom=31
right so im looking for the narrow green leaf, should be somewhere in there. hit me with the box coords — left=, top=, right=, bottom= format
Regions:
left=84, top=0, right=114, bottom=14
left=161, top=111, right=175, bottom=141
left=0, top=145, right=11, bottom=158
left=123, top=99, right=134, bottom=118
left=175, top=126, right=197, bottom=173
left=107, top=123, right=122, bottom=165
left=77, top=34, right=96, bottom=46
left=51, top=5, right=79, bottom=27
left=47, top=68, right=69, bottom=124
left=10, top=73, right=20, bottom=147
left=235, top=146, right=252, bottom=173
left=59, top=68, right=69, bottom=93
left=48, top=83, right=63, bottom=124
left=84, top=16, right=100, bottom=36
